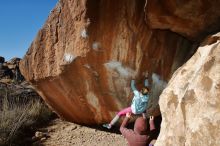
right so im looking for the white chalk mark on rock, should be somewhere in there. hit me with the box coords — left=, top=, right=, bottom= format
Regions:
left=81, top=28, right=88, bottom=38
left=104, top=61, right=135, bottom=78
left=63, top=53, right=76, bottom=64
left=92, top=42, right=101, bottom=51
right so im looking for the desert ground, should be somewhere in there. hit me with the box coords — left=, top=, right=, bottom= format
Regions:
left=33, top=118, right=127, bottom=146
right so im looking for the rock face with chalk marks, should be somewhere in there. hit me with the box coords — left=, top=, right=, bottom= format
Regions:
left=20, top=0, right=220, bottom=128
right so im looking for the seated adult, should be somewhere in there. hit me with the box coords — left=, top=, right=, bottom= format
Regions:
left=120, top=113, right=156, bottom=146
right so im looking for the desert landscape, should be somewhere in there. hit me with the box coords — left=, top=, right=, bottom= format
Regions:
left=1, top=0, right=220, bottom=146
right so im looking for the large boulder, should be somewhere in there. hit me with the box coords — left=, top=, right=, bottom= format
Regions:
left=0, top=56, right=4, bottom=71
left=20, top=0, right=194, bottom=124
left=0, top=56, right=5, bottom=63
left=0, top=57, right=24, bottom=83
left=6, top=57, right=21, bottom=69
left=156, top=33, right=220, bottom=146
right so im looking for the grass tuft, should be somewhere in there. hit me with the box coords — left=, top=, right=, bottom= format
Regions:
left=0, top=89, right=52, bottom=146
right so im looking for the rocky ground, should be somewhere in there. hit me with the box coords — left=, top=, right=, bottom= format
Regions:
left=32, top=115, right=162, bottom=146
left=33, top=118, right=127, bottom=146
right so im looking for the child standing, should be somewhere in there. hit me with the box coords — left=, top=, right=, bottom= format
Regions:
left=103, top=78, right=150, bottom=129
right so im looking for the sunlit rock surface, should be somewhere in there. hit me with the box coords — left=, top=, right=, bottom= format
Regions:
left=156, top=33, right=220, bottom=146
left=20, top=0, right=197, bottom=124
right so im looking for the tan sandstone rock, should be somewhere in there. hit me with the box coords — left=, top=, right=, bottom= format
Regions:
left=20, top=0, right=195, bottom=124
left=156, top=33, right=220, bottom=146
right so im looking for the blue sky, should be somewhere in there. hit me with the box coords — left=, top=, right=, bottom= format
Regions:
left=0, top=0, right=58, bottom=61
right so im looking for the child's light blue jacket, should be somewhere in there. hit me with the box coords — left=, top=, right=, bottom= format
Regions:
left=130, top=79, right=149, bottom=114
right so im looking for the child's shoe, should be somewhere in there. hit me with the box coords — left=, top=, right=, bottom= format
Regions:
left=102, top=124, right=111, bottom=129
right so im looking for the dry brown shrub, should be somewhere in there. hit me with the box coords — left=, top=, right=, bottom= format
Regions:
left=0, top=91, right=52, bottom=146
